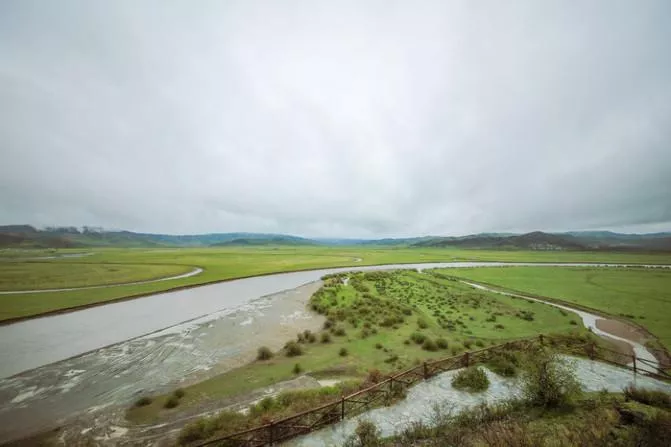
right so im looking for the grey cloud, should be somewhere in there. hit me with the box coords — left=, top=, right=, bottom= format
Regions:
left=1, top=0, right=670, bottom=237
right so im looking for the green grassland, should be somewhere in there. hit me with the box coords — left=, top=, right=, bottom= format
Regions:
left=0, top=262, right=192, bottom=291
left=127, top=269, right=584, bottom=423
left=1, top=246, right=670, bottom=322
left=443, top=266, right=671, bottom=350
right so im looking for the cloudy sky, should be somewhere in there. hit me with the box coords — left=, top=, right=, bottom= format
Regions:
left=1, top=1, right=670, bottom=237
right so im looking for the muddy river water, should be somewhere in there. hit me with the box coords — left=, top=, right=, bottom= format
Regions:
left=0, top=262, right=668, bottom=443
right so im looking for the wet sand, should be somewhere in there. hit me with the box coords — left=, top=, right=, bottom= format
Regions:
left=595, top=318, right=647, bottom=344
left=0, top=282, right=324, bottom=444
left=598, top=333, right=635, bottom=357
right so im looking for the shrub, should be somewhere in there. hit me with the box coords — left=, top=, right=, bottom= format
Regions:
left=306, top=331, right=317, bottom=343
left=333, top=326, right=347, bottom=336
left=410, top=332, right=427, bottom=344
left=422, top=338, right=438, bottom=351
left=436, top=338, right=449, bottom=349
left=324, top=319, right=334, bottom=330
left=339, top=347, right=349, bottom=357
left=451, top=366, right=490, bottom=392
left=463, top=339, right=473, bottom=349
left=257, top=346, right=273, bottom=360
left=134, top=396, right=152, bottom=407
left=487, top=351, right=520, bottom=377
left=249, top=396, right=276, bottom=416
left=285, top=341, right=303, bottom=357
left=636, top=411, right=671, bottom=446
left=623, top=385, right=671, bottom=409
left=366, top=369, right=384, bottom=384
left=384, top=354, right=399, bottom=364
left=417, top=318, right=429, bottom=329
left=293, top=363, right=302, bottom=374
left=451, top=344, right=463, bottom=355
left=344, top=420, right=382, bottom=447
left=164, top=396, right=180, bottom=409
left=380, top=317, right=396, bottom=327
left=518, top=310, right=535, bottom=321
left=173, top=388, right=185, bottom=399
left=178, top=419, right=210, bottom=444
left=375, top=343, right=383, bottom=350
left=475, top=339, right=485, bottom=347
left=494, top=324, right=505, bottom=330
left=521, top=348, right=581, bottom=408
left=320, top=332, right=332, bottom=343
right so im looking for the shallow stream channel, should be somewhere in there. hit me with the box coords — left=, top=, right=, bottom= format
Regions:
left=0, top=262, right=668, bottom=444
left=287, top=357, right=671, bottom=446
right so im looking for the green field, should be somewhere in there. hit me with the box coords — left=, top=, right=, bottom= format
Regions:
left=443, top=266, right=671, bottom=350
left=1, top=247, right=670, bottom=321
left=0, top=262, right=192, bottom=291
left=127, top=269, right=585, bottom=423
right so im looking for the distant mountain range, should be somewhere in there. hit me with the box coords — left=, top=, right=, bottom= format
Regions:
left=1, top=225, right=670, bottom=251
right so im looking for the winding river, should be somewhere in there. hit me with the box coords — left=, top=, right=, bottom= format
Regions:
left=2, top=261, right=666, bottom=379
left=0, top=261, right=668, bottom=443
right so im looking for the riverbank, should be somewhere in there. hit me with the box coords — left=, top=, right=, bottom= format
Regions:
left=0, top=282, right=323, bottom=444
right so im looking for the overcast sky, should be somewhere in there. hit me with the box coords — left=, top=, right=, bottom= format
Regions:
left=1, top=1, right=670, bottom=237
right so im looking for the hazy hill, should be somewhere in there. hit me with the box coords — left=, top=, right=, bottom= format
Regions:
left=0, top=225, right=84, bottom=248
left=210, top=236, right=317, bottom=246
left=0, top=226, right=319, bottom=248
left=412, top=231, right=671, bottom=251
left=1, top=225, right=669, bottom=251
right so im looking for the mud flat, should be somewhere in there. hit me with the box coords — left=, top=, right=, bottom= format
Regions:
left=0, top=282, right=323, bottom=444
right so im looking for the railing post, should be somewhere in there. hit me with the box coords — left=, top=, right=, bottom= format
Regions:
left=633, top=355, right=637, bottom=374
left=464, top=351, right=470, bottom=367
left=268, top=421, right=274, bottom=445
left=423, top=362, right=429, bottom=379
left=341, top=396, right=345, bottom=420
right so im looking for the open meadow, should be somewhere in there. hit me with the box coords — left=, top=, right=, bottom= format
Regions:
left=1, top=246, right=670, bottom=322
left=443, top=266, right=671, bottom=351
